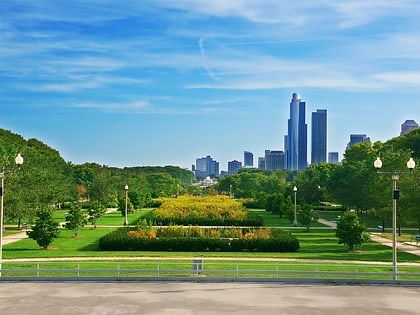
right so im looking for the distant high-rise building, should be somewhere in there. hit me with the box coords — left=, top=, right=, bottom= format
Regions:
left=311, top=109, right=327, bottom=164
left=328, top=152, right=339, bottom=163
left=285, top=93, right=307, bottom=170
left=195, top=155, right=219, bottom=177
left=228, top=160, right=242, bottom=174
left=401, top=120, right=418, bottom=135
left=264, top=150, right=285, bottom=170
left=243, top=151, right=254, bottom=167
left=258, top=157, right=265, bottom=169
left=347, top=134, right=370, bottom=149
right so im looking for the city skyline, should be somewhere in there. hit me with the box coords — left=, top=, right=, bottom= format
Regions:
left=1, top=1, right=420, bottom=170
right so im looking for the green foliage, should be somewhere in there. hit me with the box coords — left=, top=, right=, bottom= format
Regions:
left=26, top=209, right=60, bottom=249
left=145, top=195, right=263, bottom=226
left=64, top=204, right=88, bottom=237
left=98, top=227, right=300, bottom=252
left=118, top=194, right=135, bottom=217
left=297, top=204, right=319, bottom=231
left=88, top=200, right=106, bottom=229
left=336, top=211, right=370, bottom=251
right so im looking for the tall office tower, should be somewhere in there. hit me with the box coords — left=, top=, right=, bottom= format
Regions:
left=195, top=155, right=219, bottom=177
left=328, top=152, right=339, bottom=163
left=347, top=134, right=370, bottom=149
left=243, top=151, right=254, bottom=167
left=264, top=150, right=285, bottom=170
left=286, top=93, right=307, bottom=170
left=400, top=120, right=418, bottom=135
left=228, top=160, right=242, bottom=174
left=311, top=109, right=327, bottom=164
left=258, top=157, right=265, bottom=169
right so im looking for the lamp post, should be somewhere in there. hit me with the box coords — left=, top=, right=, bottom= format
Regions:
left=124, top=184, right=128, bottom=226
left=374, top=156, right=415, bottom=281
left=293, top=186, right=298, bottom=227
left=0, top=153, right=24, bottom=277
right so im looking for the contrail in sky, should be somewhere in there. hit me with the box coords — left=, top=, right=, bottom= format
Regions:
left=199, top=37, right=218, bottom=81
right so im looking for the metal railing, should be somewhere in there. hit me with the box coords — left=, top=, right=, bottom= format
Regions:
left=1, top=261, right=420, bottom=285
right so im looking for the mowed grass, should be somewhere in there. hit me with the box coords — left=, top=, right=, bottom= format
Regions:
left=3, top=228, right=419, bottom=264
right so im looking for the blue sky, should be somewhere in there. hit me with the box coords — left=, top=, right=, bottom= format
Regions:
left=1, top=1, right=420, bottom=171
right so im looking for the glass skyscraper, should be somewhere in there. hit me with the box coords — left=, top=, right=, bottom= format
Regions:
left=243, top=151, right=253, bottom=167
left=311, top=109, right=327, bottom=164
left=286, top=93, right=307, bottom=170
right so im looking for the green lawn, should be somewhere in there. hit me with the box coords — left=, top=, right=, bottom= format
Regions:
left=3, top=208, right=419, bottom=265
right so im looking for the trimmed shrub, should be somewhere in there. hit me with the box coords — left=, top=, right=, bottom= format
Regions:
left=99, top=227, right=300, bottom=252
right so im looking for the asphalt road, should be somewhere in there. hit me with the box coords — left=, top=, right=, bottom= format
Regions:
left=0, top=282, right=419, bottom=315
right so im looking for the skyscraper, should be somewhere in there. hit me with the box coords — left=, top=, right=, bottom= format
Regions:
left=328, top=152, right=339, bottom=163
left=195, top=155, right=219, bottom=177
left=264, top=150, right=285, bottom=170
left=285, top=93, right=307, bottom=170
left=243, top=151, right=254, bottom=168
left=311, top=109, right=327, bottom=164
left=228, top=160, right=242, bottom=174
left=400, top=120, right=418, bottom=135
left=347, top=134, right=370, bottom=149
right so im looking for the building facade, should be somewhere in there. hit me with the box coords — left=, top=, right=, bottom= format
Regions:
left=194, top=155, right=219, bottom=178
left=285, top=93, right=307, bottom=170
left=228, top=160, right=242, bottom=174
left=347, top=134, right=370, bottom=149
left=400, top=120, right=418, bottom=135
left=328, top=152, right=339, bottom=163
left=243, top=151, right=254, bottom=168
left=311, top=109, right=327, bottom=164
left=264, top=150, right=285, bottom=170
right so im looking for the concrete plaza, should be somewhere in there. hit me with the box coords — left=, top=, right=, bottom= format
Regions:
left=0, top=282, right=419, bottom=315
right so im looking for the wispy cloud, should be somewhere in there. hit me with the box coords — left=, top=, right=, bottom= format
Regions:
left=198, top=37, right=218, bottom=80
left=72, top=100, right=150, bottom=112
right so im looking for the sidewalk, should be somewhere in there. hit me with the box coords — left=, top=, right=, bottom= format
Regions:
left=2, top=231, right=28, bottom=245
left=317, top=218, right=420, bottom=257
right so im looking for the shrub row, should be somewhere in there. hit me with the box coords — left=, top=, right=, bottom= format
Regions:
left=99, top=228, right=300, bottom=252
left=142, top=211, right=263, bottom=226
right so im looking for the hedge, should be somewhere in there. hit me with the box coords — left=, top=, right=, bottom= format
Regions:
left=142, top=211, right=263, bottom=227
left=99, top=228, right=300, bottom=252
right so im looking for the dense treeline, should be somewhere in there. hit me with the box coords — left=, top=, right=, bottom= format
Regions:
left=217, top=128, right=420, bottom=230
left=0, top=128, right=193, bottom=226
left=1, top=127, right=420, bottom=230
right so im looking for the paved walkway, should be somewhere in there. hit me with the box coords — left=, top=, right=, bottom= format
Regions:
left=2, top=282, right=420, bottom=315
left=318, top=218, right=420, bottom=257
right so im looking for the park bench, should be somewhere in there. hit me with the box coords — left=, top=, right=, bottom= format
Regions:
left=410, top=234, right=420, bottom=245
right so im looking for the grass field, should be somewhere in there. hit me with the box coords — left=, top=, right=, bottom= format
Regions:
left=2, top=208, right=419, bottom=265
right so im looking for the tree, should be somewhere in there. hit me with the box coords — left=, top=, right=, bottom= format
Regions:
left=26, top=209, right=60, bottom=249
left=118, top=195, right=135, bottom=218
left=64, top=204, right=87, bottom=237
left=297, top=204, right=318, bottom=232
left=336, top=211, right=369, bottom=251
left=88, top=200, right=106, bottom=229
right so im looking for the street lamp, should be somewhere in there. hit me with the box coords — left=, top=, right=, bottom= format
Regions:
left=293, top=186, right=298, bottom=227
left=374, top=156, right=415, bottom=281
left=0, top=153, right=24, bottom=277
left=124, top=184, right=128, bottom=226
